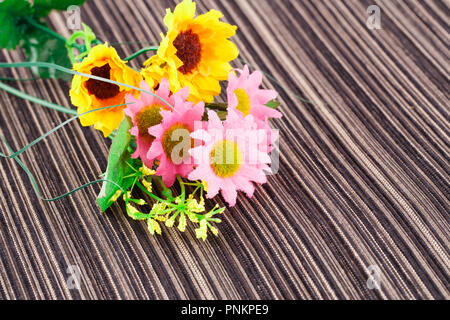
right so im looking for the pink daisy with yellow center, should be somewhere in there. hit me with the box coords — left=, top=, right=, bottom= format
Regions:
left=227, top=65, right=282, bottom=153
left=227, top=65, right=282, bottom=122
left=124, top=78, right=182, bottom=168
left=147, top=90, right=204, bottom=187
left=188, top=110, right=271, bottom=206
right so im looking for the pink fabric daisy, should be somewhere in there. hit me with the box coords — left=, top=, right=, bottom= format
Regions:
left=147, top=89, right=205, bottom=187
left=188, top=110, right=271, bottom=206
left=227, top=65, right=282, bottom=154
left=124, top=78, right=185, bottom=168
left=227, top=65, right=282, bottom=123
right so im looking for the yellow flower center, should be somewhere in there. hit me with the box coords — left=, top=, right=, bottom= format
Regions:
left=234, top=88, right=251, bottom=116
left=162, top=123, right=192, bottom=162
left=210, top=140, right=243, bottom=178
left=85, top=63, right=120, bottom=100
left=136, top=105, right=163, bottom=141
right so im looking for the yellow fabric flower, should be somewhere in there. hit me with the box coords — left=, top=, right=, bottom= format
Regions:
left=141, top=0, right=238, bottom=103
left=70, top=44, right=142, bottom=137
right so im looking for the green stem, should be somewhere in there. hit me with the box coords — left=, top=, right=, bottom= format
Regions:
left=177, top=175, right=185, bottom=200
left=0, top=103, right=129, bottom=160
left=158, top=208, right=176, bottom=216
left=153, top=176, right=173, bottom=200
left=0, top=81, right=77, bottom=115
left=136, top=181, right=177, bottom=207
left=191, top=186, right=200, bottom=198
left=23, top=17, right=83, bottom=52
left=122, top=173, right=138, bottom=180
left=24, top=16, right=65, bottom=41
left=125, top=160, right=140, bottom=173
left=124, top=46, right=159, bottom=61
left=130, top=176, right=138, bottom=192
left=1, top=132, right=124, bottom=202
left=154, top=176, right=169, bottom=191
left=181, top=182, right=201, bottom=187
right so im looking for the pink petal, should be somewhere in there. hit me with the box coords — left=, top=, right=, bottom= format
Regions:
left=228, top=70, right=238, bottom=84
left=241, top=65, right=250, bottom=79
left=247, top=70, right=263, bottom=90
left=129, top=126, right=139, bottom=136
left=176, top=86, right=190, bottom=101
left=233, top=176, right=255, bottom=198
left=148, top=124, right=164, bottom=137
left=125, top=93, right=138, bottom=105
left=191, top=129, right=211, bottom=143
left=140, top=80, right=152, bottom=93
left=177, top=163, right=194, bottom=178
left=156, top=156, right=176, bottom=187
left=124, top=94, right=141, bottom=116
left=252, top=105, right=282, bottom=120
left=227, top=91, right=238, bottom=108
left=256, top=89, right=278, bottom=105
left=131, top=150, right=140, bottom=159
left=147, top=140, right=164, bottom=160
left=189, top=145, right=209, bottom=165
left=220, top=180, right=238, bottom=206
left=156, top=78, right=171, bottom=98
left=205, top=177, right=221, bottom=199
left=240, top=165, right=267, bottom=184
left=225, top=108, right=243, bottom=126
left=135, top=136, right=154, bottom=166
left=160, top=108, right=173, bottom=119
left=161, top=171, right=176, bottom=187
left=207, top=110, right=223, bottom=129
left=187, top=167, right=203, bottom=181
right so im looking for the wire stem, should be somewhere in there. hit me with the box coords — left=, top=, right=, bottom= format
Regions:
left=124, top=46, right=159, bottom=61
left=23, top=16, right=84, bottom=52
left=0, top=81, right=77, bottom=115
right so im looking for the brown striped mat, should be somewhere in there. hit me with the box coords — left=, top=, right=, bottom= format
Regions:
left=0, top=0, right=449, bottom=300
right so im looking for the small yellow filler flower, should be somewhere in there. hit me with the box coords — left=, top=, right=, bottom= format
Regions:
left=141, top=0, right=239, bottom=103
left=70, top=43, right=142, bottom=137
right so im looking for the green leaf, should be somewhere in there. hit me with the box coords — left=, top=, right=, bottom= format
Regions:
left=22, top=29, right=73, bottom=80
left=0, top=0, right=32, bottom=49
left=97, top=117, right=141, bottom=212
left=265, top=100, right=280, bottom=109
left=33, top=0, right=87, bottom=18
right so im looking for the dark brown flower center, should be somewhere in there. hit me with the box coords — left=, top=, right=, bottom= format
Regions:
left=136, top=105, right=163, bottom=141
left=85, top=64, right=120, bottom=100
left=173, top=30, right=201, bottom=75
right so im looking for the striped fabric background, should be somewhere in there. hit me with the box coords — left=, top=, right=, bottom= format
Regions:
left=0, top=0, right=448, bottom=299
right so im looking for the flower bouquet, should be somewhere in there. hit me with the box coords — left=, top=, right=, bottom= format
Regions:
left=0, top=0, right=282, bottom=240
